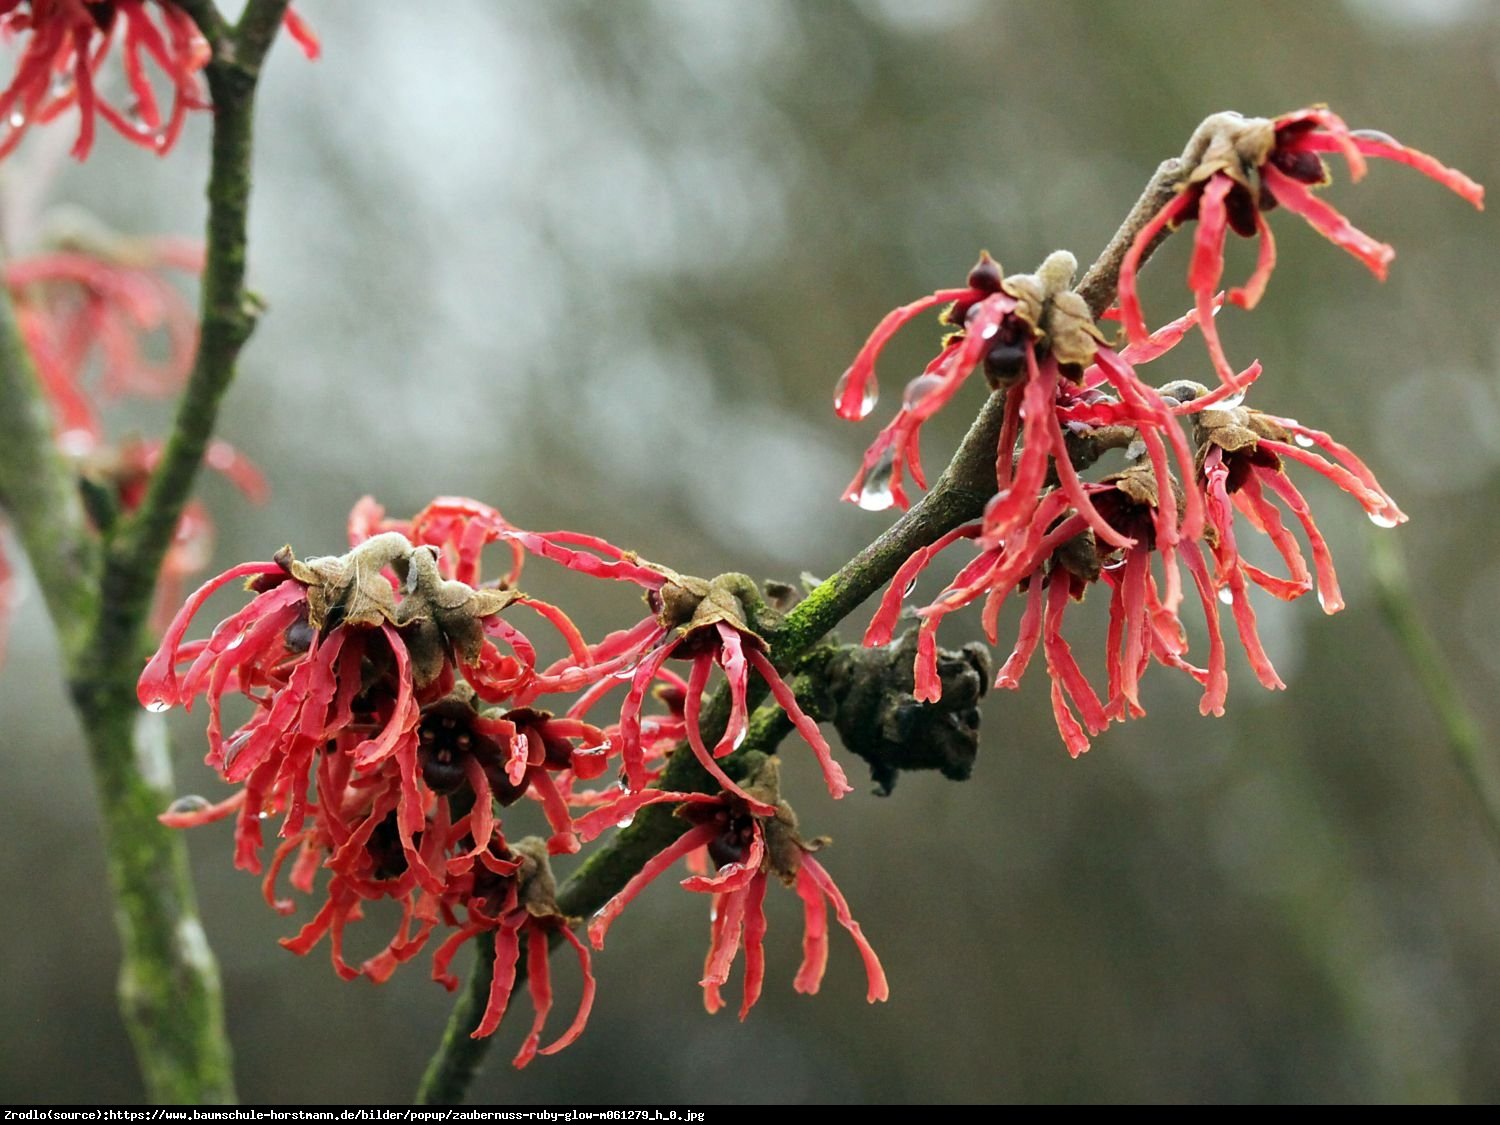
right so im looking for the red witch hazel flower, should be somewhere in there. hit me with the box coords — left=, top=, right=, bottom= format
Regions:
left=424, top=835, right=595, bottom=1064
left=836, top=249, right=1202, bottom=568
left=141, top=531, right=525, bottom=886
left=583, top=756, right=887, bottom=1018
left=496, top=527, right=854, bottom=810
left=867, top=461, right=1225, bottom=756
left=837, top=201, right=1436, bottom=755
left=1117, top=107, right=1483, bottom=406
left=0, top=224, right=265, bottom=666
left=1171, top=379, right=1407, bottom=670
left=0, top=0, right=319, bottom=160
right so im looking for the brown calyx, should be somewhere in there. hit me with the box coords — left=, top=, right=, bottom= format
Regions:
left=651, top=568, right=769, bottom=646
left=276, top=532, right=518, bottom=687
left=1002, top=250, right=1107, bottom=374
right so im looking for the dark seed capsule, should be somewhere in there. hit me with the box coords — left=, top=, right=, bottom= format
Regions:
left=708, top=830, right=748, bottom=870
left=983, top=339, right=1028, bottom=386
left=1269, top=146, right=1325, bottom=184
left=966, top=253, right=1003, bottom=293
left=283, top=619, right=315, bottom=653
left=420, top=749, right=467, bottom=795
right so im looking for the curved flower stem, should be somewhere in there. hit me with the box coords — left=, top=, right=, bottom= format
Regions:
left=0, top=0, right=293, bottom=1104
left=415, top=139, right=1188, bottom=1103
left=1369, top=535, right=1500, bottom=856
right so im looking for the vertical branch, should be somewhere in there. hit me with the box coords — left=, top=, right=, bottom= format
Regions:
left=0, top=0, right=296, bottom=1104
left=103, top=0, right=290, bottom=627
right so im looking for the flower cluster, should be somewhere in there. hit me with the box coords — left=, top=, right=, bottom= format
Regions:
left=0, top=0, right=318, bottom=161
left=146, top=496, right=881, bottom=1062
left=838, top=107, right=1479, bottom=755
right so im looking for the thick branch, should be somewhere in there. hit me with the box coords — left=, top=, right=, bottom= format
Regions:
left=56, top=0, right=293, bottom=1103
left=415, top=938, right=499, bottom=1106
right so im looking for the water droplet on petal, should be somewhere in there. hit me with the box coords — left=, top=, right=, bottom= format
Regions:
left=8, top=112, right=25, bottom=129
left=1316, top=590, right=1344, bottom=613
left=612, top=662, right=641, bottom=680
left=224, top=633, right=243, bottom=650
left=166, top=795, right=210, bottom=816
left=731, top=727, right=746, bottom=750
left=903, top=576, right=918, bottom=597
left=57, top=429, right=95, bottom=455
left=902, top=374, right=944, bottom=409
left=1102, top=555, right=1127, bottom=572
left=1217, top=390, right=1246, bottom=410
left=709, top=906, right=719, bottom=923
left=857, top=448, right=897, bottom=512
left=615, top=814, right=635, bottom=829
left=1368, top=511, right=1401, bottom=529
left=257, top=810, right=271, bottom=820
left=834, top=368, right=877, bottom=420
left=1217, top=588, right=1235, bottom=606
left=145, top=698, right=173, bottom=713
left=153, top=134, right=168, bottom=151
left=1293, top=433, right=1316, bottom=448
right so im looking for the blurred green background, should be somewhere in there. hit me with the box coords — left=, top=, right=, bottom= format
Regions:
left=2, top=0, right=1499, bottom=1104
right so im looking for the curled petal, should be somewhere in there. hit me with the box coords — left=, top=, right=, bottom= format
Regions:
left=1259, top=164, right=1394, bottom=279
left=797, top=857, right=889, bottom=1003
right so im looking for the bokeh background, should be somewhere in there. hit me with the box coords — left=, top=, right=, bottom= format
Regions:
left=2, top=0, right=1499, bottom=1105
